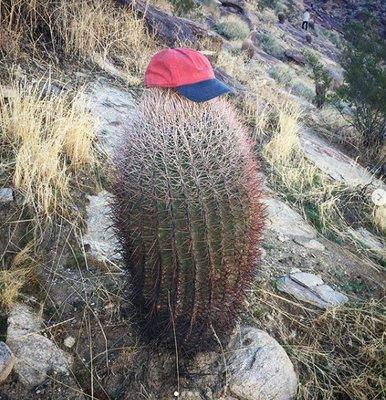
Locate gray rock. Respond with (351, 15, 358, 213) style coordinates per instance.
(6, 304, 72, 387)
(284, 49, 307, 65)
(0, 188, 13, 203)
(291, 272, 324, 287)
(178, 390, 205, 400)
(263, 197, 317, 239)
(277, 272, 348, 309)
(299, 129, 386, 190)
(347, 227, 385, 258)
(83, 191, 121, 265)
(226, 327, 298, 400)
(0, 341, 15, 384)
(294, 237, 325, 251)
(87, 80, 136, 156)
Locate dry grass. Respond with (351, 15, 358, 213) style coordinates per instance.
(0, 241, 37, 309)
(57, 0, 158, 85)
(0, 0, 159, 85)
(0, 79, 98, 218)
(249, 286, 386, 400)
(240, 84, 381, 238)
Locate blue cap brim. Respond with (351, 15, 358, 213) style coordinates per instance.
(177, 78, 231, 103)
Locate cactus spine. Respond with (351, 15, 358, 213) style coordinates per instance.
(112, 89, 264, 350)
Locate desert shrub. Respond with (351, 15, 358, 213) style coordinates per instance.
(171, 0, 197, 15)
(112, 89, 264, 350)
(335, 15, 386, 156)
(215, 15, 250, 40)
(291, 80, 315, 102)
(302, 49, 332, 108)
(318, 26, 342, 48)
(259, 32, 283, 57)
(216, 50, 249, 82)
(268, 64, 295, 87)
(0, 81, 98, 218)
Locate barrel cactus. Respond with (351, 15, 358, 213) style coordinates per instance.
(112, 89, 265, 351)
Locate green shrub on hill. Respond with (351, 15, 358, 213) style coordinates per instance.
(258, 32, 284, 58)
(215, 15, 250, 40)
(302, 49, 332, 108)
(336, 15, 386, 152)
(268, 64, 295, 87)
(171, 0, 197, 15)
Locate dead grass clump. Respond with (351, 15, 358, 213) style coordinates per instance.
(0, 0, 159, 85)
(250, 287, 385, 400)
(0, 241, 37, 309)
(0, 80, 98, 218)
(56, 0, 158, 85)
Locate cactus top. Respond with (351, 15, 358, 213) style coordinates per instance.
(145, 48, 230, 103)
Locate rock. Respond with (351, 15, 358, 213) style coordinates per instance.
(0, 188, 13, 203)
(284, 49, 307, 65)
(347, 227, 385, 258)
(218, 0, 246, 14)
(63, 336, 76, 349)
(118, 0, 222, 45)
(83, 191, 121, 266)
(0, 342, 15, 384)
(278, 12, 285, 23)
(277, 272, 349, 309)
(6, 304, 72, 387)
(305, 33, 313, 43)
(227, 327, 298, 400)
(263, 197, 317, 239)
(178, 390, 205, 400)
(291, 272, 324, 287)
(241, 38, 255, 58)
(294, 237, 325, 251)
(87, 80, 136, 156)
(299, 129, 386, 190)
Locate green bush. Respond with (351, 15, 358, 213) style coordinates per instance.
(336, 15, 386, 149)
(302, 49, 332, 108)
(171, 0, 197, 15)
(215, 15, 250, 40)
(291, 80, 315, 102)
(258, 32, 283, 58)
(268, 64, 295, 87)
(318, 27, 342, 48)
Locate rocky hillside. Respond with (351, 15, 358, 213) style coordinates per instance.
(0, 0, 385, 399)
(305, 0, 386, 36)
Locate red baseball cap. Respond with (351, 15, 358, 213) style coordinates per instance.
(145, 48, 231, 102)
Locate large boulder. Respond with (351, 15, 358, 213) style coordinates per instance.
(6, 304, 72, 387)
(284, 49, 307, 66)
(226, 327, 298, 400)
